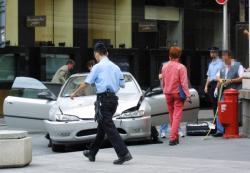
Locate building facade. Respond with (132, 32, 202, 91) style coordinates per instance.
(0, 0, 249, 113)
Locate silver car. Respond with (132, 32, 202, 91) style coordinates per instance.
(4, 73, 199, 151)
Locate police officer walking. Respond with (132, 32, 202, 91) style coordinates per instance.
(70, 42, 132, 165)
(204, 47, 224, 116)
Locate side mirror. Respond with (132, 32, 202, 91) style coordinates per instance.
(38, 91, 56, 101)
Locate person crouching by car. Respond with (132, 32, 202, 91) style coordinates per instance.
(161, 46, 191, 146)
(51, 59, 75, 84)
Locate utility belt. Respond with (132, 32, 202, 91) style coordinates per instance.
(97, 92, 116, 98)
(95, 91, 116, 123)
(209, 80, 217, 86)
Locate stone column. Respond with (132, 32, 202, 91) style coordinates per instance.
(0, 0, 6, 47)
(239, 72, 250, 137)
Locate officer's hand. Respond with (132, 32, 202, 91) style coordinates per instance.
(186, 97, 192, 103)
(70, 93, 75, 100)
(204, 86, 208, 94)
(214, 88, 218, 98)
(159, 74, 162, 80)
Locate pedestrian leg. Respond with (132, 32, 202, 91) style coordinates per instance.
(90, 123, 105, 155)
(170, 94, 184, 141)
(100, 97, 129, 158)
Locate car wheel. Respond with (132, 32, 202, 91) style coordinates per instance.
(52, 144, 65, 152)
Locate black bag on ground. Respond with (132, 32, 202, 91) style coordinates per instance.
(186, 122, 210, 136)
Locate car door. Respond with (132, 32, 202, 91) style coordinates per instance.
(145, 88, 199, 126)
(3, 77, 57, 132)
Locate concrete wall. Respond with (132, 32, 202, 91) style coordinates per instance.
(167, 10, 183, 48)
(88, 0, 132, 48)
(35, 0, 73, 47)
(88, 0, 115, 47)
(145, 6, 180, 21)
(5, 0, 18, 46)
(115, 0, 132, 48)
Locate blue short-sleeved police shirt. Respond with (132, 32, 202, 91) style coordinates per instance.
(85, 57, 124, 94)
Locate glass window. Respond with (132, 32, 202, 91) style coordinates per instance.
(10, 77, 55, 99)
(61, 74, 140, 97)
(10, 88, 50, 99)
(42, 54, 69, 81)
(0, 54, 15, 81)
(118, 75, 140, 94)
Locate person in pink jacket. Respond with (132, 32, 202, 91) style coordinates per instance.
(161, 46, 191, 146)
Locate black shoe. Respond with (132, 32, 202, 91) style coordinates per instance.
(169, 140, 179, 146)
(83, 150, 95, 162)
(212, 133, 223, 137)
(113, 152, 133, 165)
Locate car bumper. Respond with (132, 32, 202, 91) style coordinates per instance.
(44, 116, 151, 145)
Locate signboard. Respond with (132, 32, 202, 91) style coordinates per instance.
(138, 20, 158, 32)
(215, 0, 228, 5)
(27, 16, 46, 27)
(0, 0, 6, 47)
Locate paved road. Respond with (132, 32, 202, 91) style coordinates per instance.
(2, 110, 250, 172)
(1, 134, 250, 173)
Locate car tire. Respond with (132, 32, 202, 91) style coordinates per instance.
(52, 144, 65, 152)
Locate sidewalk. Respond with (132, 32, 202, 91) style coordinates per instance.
(2, 137, 250, 173)
(2, 110, 250, 172)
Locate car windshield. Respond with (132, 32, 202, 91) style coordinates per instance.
(61, 74, 140, 97)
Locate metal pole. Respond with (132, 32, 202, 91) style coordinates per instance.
(0, 0, 6, 48)
(223, 3, 228, 50)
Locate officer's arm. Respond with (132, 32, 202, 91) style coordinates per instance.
(215, 72, 221, 90)
(71, 66, 98, 99)
(204, 77, 210, 92)
(204, 67, 210, 93)
(70, 83, 89, 99)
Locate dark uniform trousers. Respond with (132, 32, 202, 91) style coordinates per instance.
(208, 81, 218, 116)
(90, 94, 129, 158)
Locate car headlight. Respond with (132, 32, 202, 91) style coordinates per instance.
(117, 110, 145, 119)
(56, 114, 80, 122)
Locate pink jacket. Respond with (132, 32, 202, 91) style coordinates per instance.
(162, 60, 190, 97)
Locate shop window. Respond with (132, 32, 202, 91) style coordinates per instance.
(42, 54, 69, 81)
(0, 54, 15, 81)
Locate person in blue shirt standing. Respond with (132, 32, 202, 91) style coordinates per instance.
(70, 42, 132, 165)
(204, 47, 224, 133)
(204, 47, 224, 114)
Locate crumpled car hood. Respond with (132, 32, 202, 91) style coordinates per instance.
(56, 93, 142, 119)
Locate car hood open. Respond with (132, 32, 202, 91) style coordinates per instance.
(57, 93, 142, 119)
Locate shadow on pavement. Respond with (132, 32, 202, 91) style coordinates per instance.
(55, 139, 163, 153)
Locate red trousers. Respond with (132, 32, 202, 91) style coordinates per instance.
(165, 93, 184, 141)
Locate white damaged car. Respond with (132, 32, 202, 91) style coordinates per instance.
(4, 73, 199, 151)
